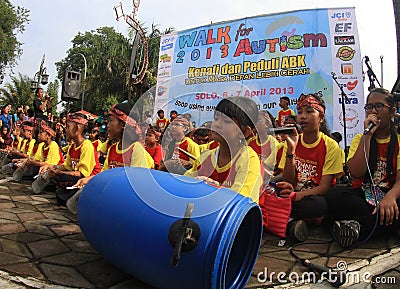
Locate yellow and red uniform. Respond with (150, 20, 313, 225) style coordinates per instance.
(34, 141, 64, 165)
(12, 138, 22, 150)
(292, 132, 343, 191)
(145, 143, 163, 169)
(349, 134, 400, 190)
(276, 108, 295, 127)
(170, 136, 200, 165)
(22, 138, 36, 157)
(155, 118, 170, 131)
(63, 139, 101, 177)
(98, 140, 113, 155)
(198, 140, 219, 153)
(185, 145, 262, 203)
(247, 134, 280, 171)
(103, 141, 154, 171)
(91, 139, 102, 152)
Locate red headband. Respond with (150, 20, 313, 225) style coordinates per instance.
(22, 124, 34, 131)
(296, 94, 325, 114)
(109, 105, 141, 135)
(40, 121, 56, 137)
(173, 115, 190, 127)
(68, 114, 88, 126)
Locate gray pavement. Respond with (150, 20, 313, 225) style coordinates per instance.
(0, 173, 399, 288)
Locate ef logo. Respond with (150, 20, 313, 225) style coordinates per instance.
(335, 23, 352, 33)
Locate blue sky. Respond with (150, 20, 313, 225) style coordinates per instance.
(5, 0, 397, 93)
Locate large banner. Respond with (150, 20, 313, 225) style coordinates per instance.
(155, 8, 364, 147)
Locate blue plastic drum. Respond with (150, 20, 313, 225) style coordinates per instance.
(78, 167, 262, 289)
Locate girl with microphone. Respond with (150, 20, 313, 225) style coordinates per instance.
(326, 88, 400, 248)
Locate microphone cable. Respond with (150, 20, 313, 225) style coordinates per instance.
(355, 134, 379, 245)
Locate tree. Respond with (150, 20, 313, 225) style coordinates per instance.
(46, 80, 60, 115)
(0, 73, 33, 108)
(0, 0, 30, 72)
(56, 27, 132, 114)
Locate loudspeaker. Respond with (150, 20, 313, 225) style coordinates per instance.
(62, 70, 81, 101)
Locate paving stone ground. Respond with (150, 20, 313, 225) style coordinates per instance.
(0, 173, 399, 289)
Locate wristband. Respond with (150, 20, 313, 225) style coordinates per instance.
(286, 153, 294, 159)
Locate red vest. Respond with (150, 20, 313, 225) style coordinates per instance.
(196, 153, 239, 188)
(107, 143, 135, 169)
(248, 137, 272, 160)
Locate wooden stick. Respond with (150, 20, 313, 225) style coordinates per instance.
(177, 147, 196, 160)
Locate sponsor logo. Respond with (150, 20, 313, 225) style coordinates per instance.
(339, 97, 358, 104)
(341, 63, 353, 75)
(159, 54, 172, 63)
(348, 91, 357, 97)
(347, 80, 358, 90)
(161, 43, 173, 51)
(331, 12, 352, 20)
(161, 36, 176, 45)
(159, 64, 172, 70)
(339, 108, 359, 129)
(335, 23, 352, 33)
(334, 36, 355, 45)
(336, 46, 355, 61)
(158, 71, 170, 78)
(157, 86, 167, 96)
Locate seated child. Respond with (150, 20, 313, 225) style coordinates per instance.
(184, 97, 262, 203)
(35, 113, 101, 204)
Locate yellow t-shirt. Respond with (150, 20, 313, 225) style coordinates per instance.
(63, 139, 97, 177)
(292, 132, 343, 191)
(170, 137, 200, 165)
(247, 134, 279, 171)
(22, 139, 36, 157)
(33, 143, 45, 161)
(35, 141, 62, 165)
(102, 141, 154, 171)
(348, 133, 400, 187)
(185, 145, 262, 203)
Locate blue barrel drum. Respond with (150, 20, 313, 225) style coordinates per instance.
(78, 167, 262, 289)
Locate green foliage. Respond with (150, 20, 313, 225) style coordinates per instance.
(0, 73, 34, 108)
(46, 80, 60, 115)
(0, 0, 30, 70)
(56, 24, 175, 116)
(56, 27, 131, 115)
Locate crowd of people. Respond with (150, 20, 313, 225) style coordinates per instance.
(0, 87, 399, 249)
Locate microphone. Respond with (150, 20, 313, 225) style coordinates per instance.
(268, 124, 301, 135)
(363, 122, 375, 135)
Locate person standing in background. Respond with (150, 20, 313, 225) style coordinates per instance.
(276, 96, 296, 127)
(33, 88, 49, 120)
(0, 104, 13, 130)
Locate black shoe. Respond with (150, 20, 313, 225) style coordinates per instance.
(287, 220, 309, 242)
(332, 220, 360, 248)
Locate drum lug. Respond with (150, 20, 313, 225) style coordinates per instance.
(168, 202, 201, 266)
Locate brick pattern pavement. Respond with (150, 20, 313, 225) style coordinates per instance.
(0, 174, 398, 288)
(0, 176, 134, 288)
